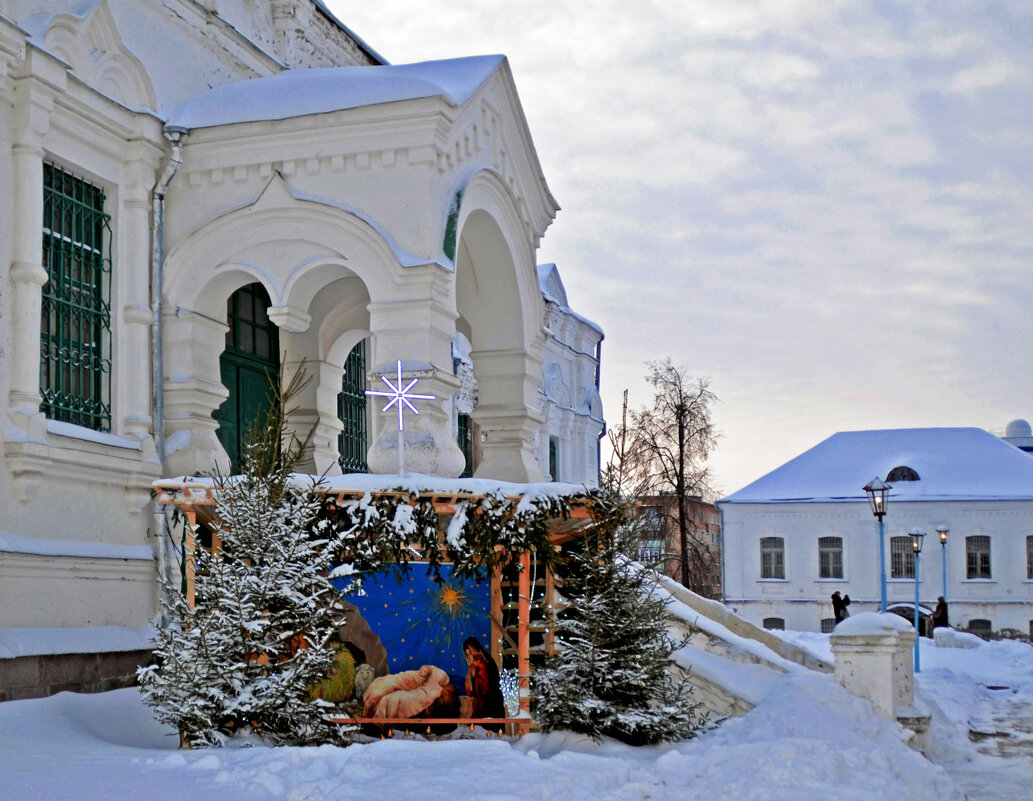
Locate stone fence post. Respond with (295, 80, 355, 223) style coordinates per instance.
(829, 612, 918, 719)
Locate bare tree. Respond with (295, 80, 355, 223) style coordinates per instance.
(626, 359, 718, 592)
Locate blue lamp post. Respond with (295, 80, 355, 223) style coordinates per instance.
(936, 524, 949, 601)
(864, 478, 892, 613)
(910, 527, 926, 672)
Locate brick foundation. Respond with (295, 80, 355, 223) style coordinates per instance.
(0, 650, 153, 702)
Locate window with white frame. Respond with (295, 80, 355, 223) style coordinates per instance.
(818, 536, 843, 579)
(966, 535, 991, 579)
(820, 618, 836, 634)
(890, 536, 915, 579)
(760, 537, 785, 579)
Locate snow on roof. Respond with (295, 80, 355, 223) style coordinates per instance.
(167, 55, 505, 131)
(536, 263, 604, 336)
(719, 427, 1033, 504)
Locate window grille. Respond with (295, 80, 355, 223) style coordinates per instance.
(967, 618, 992, 638)
(1027, 536, 1033, 581)
(889, 536, 915, 578)
(762, 617, 785, 630)
(338, 340, 368, 473)
(818, 536, 843, 579)
(820, 618, 837, 634)
(549, 436, 559, 481)
(760, 537, 785, 579)
(966, 535, 991, 579)
(40, 163, 111, 431)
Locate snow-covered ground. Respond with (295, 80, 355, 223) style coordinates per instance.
(2, 635, 1031, 801)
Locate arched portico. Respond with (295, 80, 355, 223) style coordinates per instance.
(161, 197, 405, 477)
(454, 170, 547, 482)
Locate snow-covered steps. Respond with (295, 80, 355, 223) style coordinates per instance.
(650, 573, 832, 721)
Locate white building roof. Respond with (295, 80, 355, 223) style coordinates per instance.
(167, 55, 505, 130)
(720, 427, 1033, 504)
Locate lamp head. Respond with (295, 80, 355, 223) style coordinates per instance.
(910, 527, 926, 555)
(936, 524, 949, 546)
(863, 477, 892, 519)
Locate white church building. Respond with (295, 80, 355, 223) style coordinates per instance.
(719, 428, 1033, 638)
(0, 0, 604, 699)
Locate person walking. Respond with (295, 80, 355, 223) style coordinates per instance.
(832, 591, 851, 623)
(931, 596, 950, 630)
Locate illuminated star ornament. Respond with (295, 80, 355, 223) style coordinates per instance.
(366, 360, 435, 474)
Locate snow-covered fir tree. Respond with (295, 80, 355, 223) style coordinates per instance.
(532, 526, 706, 745)
(138, 368, 351, 747)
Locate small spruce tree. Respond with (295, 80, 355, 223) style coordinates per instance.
(532, 523, 705, 745)
(138, 365, 349, 746)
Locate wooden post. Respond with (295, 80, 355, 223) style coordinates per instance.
(518, 551, 531, 719)
(184, 507, 197, 609)
(491, 568, 503, 666)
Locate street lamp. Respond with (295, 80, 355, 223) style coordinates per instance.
(863, 477, 892, 613)
(910, 527, 926, 672)
(936, 524, 949, 601)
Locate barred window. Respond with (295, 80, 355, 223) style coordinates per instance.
(337, 340, 368, 474)
(818, 536, 843, 579)
(457, 412, 473, 478)
(966, 536, 991, 579)
(821, 618, 837, 634)
(1027, 536, 1033, 581)
(890, 536, 914, 579)
(40, 163, 111, 431)
(760, 537, 785, 579)
(763, 617, 785, 630)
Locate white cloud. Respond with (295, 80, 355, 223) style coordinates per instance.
(328, 0, 1033, 493)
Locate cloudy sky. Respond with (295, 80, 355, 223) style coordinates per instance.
(328, 1, 1033, 496)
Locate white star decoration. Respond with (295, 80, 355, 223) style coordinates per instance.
(366, 360, 435, 432)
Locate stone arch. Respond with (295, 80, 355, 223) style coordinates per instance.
(452, 169, 546, 481)
(161, 194, 403, 476)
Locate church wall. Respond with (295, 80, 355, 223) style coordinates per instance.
(0, 0, 604, 699)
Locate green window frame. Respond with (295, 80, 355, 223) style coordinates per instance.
(338, 340, 368, 474)
(214, 283, 279, 470)
(457, 413, 473, 478)
(40, 163, 112, 431)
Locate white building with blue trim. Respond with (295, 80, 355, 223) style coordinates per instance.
(718, 428, 1033, 637)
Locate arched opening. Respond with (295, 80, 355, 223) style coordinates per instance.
(213, 282, 279, 470)
(454, 202, 544, 481)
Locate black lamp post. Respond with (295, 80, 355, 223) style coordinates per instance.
(863, 478, 892, 612)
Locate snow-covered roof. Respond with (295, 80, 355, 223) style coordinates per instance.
(719, 427, 1033, 504)
(167, 55, 505, 131)
(536, 263, 604, 336)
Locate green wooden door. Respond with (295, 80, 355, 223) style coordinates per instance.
(214, 283, 279, 471)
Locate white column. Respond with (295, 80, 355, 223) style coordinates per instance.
(366, 295, 465, 477)
(7, 76, 53, 414)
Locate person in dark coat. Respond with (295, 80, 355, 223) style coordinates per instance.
(931, 596, 949, 630)
(831, 591, 851, 623)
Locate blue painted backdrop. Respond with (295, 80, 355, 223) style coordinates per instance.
(333, 565, 492, 686)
